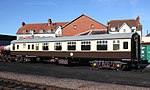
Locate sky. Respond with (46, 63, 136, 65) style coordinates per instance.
(0, 0, 150, 36)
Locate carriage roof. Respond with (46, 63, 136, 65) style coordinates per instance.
(11, 33, 137, 43)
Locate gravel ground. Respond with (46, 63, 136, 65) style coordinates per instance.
(0, 62, 150, 87)
(0, 71, 149, 90)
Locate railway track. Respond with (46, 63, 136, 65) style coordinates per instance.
(0, 62, 150, 89)
(0, 77, 70, 90)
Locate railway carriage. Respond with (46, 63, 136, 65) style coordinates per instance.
(10, 32, 148, 70)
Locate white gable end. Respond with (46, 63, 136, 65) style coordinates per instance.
(119, 23, 132, 33)
(55, 26, 62, 36)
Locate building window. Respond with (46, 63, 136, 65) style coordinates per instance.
(23, 44, 26, 49)
(47, 29, 52, 33)
(13, 44, 15, 50)
(28, 45, 30, 50)
(73, 25, 77, 29)
(123, 42, 128, 49)
(54, 42, 62, 50)
(30, 30, 35, 35)
(81, 41, 91, 50)
(22, 30, 27, 34)
(32, 44, 34, 50)
(97, 41, 107, 50)
(91, 24, 94, 28)
(111, 27, 116, 31)
(39, 30, 45, 34)
(17, 45, 19, 49)
(131, 27, 136, 32)
(68, 42, 76, 50)
(113, 40, 120, 50)
(123, 29, 126, 32)
(36, 43, 39, 50)
(42, 43, 48, 50)
(131, 29, 134, 32)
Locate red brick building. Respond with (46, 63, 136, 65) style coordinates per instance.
(62, 14, 107, 36)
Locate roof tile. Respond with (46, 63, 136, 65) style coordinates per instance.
(108, 19, 142, 31)
(17, 22, 68, 34)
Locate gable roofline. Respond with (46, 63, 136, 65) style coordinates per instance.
(109, 19, 135, 22)
(53, 25, 61, 33)
(62, 14, 106, 29)
(118, 22, 130, 31)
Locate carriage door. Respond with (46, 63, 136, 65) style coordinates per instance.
(132, 34, 140, 62)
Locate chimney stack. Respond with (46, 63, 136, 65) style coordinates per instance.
(48, 19, 52, 26)
(22, 22, 25, 26)
(136, 16, 140, 25)
(106, 21, 110, 26)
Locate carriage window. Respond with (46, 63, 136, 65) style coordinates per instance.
(23, 44, 26, 49)
(54, 42, 62, 50)
(32, 44, 34, 50)
(113, 40, 120, 50)
(123, 42, 128, 49)
(81, 41, 91, 50)
(42, 43, 49, 50)
(17, 45, 19, 49)
(28, 45, 30, 50)
(97, 41, 107, 50)
(36, 43, 39, 50)
(68, 42, 76, 50)
(13, 44, 15, 50)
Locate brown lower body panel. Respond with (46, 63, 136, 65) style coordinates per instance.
(11, 51, 131, 60)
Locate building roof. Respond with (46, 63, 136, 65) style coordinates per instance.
(145, 33, 150, 37)
(77, 30, 108, 36)
(17, 22, 68, 34)
(0, 34, 16, 41)
(11, 32, 136, 44)
(62, 14, 106, 29)
(107, 16, 142, 31)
